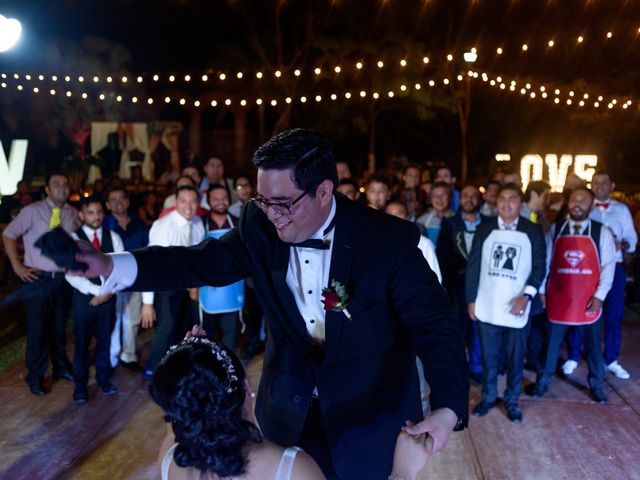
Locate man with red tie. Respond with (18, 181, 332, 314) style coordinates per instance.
(65, 197, 124, 404)
(532, 187, 615, 403)
(564, 171, 637, 380)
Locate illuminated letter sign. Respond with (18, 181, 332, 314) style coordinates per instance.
(573, 155, 598, 183)
(520, 154, 543, 189)
(544, 154, 572, 192)
(0, 140, 28, 196)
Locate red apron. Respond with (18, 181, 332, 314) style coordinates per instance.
(547, 233, 601, 325)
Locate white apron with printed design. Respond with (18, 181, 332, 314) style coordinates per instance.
(474, 229, 532, 329)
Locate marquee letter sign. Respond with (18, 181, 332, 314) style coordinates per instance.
(498, 153, 598, 191)
(0, 140, 28, 196)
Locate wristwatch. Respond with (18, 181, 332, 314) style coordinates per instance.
(453, 412, 468, 431)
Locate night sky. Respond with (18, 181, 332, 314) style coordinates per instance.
(1, 1, 640, 185)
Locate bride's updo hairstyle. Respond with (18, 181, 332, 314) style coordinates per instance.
(149, 337, 262, 477)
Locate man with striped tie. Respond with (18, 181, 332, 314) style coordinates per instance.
(3, 173, 80, 395)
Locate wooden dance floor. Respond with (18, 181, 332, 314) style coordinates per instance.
(1, 323, 640, 479)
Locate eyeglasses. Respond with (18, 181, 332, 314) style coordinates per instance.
(252, 191, 308, 215)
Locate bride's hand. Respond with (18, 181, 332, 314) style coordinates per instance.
(390, 429, 433, 480)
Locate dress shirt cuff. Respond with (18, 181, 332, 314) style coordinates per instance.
(142, 292, 155, 305)
(99, 252, 138, 295)
(594, 287, 610, 303)
(523, 285, 537, 297)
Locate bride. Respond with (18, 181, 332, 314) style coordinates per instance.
(150, 329, 432, 480)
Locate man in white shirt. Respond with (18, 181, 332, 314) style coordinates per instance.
(65, 197, 124, 404)
(564, 170, 637, 379)
(140, 185, 205, 380)
(532, 187, 615, 403)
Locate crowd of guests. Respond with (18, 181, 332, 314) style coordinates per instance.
(345, 163, 637, 424)
(0, 156, 637, 423)
(0, 155, 264, 404)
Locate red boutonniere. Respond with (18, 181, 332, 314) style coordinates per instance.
(322, 279, 351, 319)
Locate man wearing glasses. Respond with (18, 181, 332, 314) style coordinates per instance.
(73, 129, 468, 480)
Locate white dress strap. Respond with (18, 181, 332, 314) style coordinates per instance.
(274, 446, 302, 480)
(161, 443, 178, 480)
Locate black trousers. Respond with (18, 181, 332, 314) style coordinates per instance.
(536, 319, 604, 391)
(478, 321, 527, 405)
(145, 290, 197, 372)
(72, 294, 115, 388)
(24, 275, 72, 384)
(299, 398, 339, 479)
(202, 311, 240, 351)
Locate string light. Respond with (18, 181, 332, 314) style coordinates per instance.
(577, 36, 584, 43)
(219, 73, 226, 80)
(294, 69, 301, 76)
(256, 72, 263, 79)
(400, 59, 407, 67)
(422, 57, 429, 64)
(496, 47, 503, 55)
(275, 70, 282, 78)
(548, 40, 555, 47)
(184, 75, 191, 82)
(522, 44, 528, 51)
(236, 72, 243, 79)
(377, 61, 384, 68)
(169, 75, 175, 82)
(356, 62, 363, 69)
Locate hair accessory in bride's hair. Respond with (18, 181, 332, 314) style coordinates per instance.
(170, 336, 239, 393)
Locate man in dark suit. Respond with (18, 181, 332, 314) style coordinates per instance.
(74, 129, 469, 479)
(437, 185, 489, 382)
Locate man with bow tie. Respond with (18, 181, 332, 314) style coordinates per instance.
(73, 129, 468, 479)
(563, 170, 637, 380)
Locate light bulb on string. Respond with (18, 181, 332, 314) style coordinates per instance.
(345, 92, 352, 99)
(330, 94, 337, 100)
(334, 66, 341, 74)
(131, 96, 137, 103)
(137, 76, 143, 83)
(314, 67, 321, 75)
(522, 44, 528, 51)
(300, 97, 306, 103)
(294, 69, 301, 76)
(236, 72, 243, 79)
(377, 61, 384, 68)
(429, 80, 435, 87)
(496, 47, 503, 55)
(153, 75, 159, 81)
(400, 59, 407, 67)
(360, 90, 367, 97)
(240, 99, 247, 106)
(202, 74, 208, 81)
(148, 98, 154, 104)
(33, 87, 39, 93)
(194, 100, 200, 107)
(169, 75, 175, 82)
(315, 95, 321, 102)
(225, 98, 231, 105)
(577, 36, 584, 43)
(275, 70, 282, 78)
(179, 98, 186, 105)
(607, 32, 613, 39)
(165, 96, 170, 103)
(256, 72, 263, 79)
(184, 75, 191, 82)
(548, 40, 555, 47)
(373, 92, 380, 99)
(219, 73, 226, 80)
(356, 62, 363, 69)
(388, 91, 394, 98)
(271, 99, 277, 106)
(446, 54, 453, 61)
(422, 57, 429, 64)
(122, 76, 128, 83)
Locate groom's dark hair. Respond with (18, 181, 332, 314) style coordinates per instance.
(252, 128, 338, 197)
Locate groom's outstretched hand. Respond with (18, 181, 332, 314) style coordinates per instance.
(404, 407, 457, 454)
(69, 240, 114, 278)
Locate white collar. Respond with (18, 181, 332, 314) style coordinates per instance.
(498, 216, 519, 229)
(309, 196, 337, 240)
(82, 225, 102, 236)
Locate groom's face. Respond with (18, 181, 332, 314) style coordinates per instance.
(257, 168, 332, 244)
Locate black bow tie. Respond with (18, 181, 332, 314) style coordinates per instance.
(291, 238, 331, 250)
(289, 214, 336, 250)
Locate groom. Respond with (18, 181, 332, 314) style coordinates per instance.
(75, 129, 469, 479)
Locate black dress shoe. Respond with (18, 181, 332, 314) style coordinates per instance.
(28, 381, 47, 396)
(530, 383, 548, 398)
(591, 388, 608, 404)
(120, 361, 143, 372)
(54, 370, 75, 382)
(73, 388, 88, 405)
(99, 382, 118, 396)
(506, 403, 523, 423)
(472, 401, 496, 417)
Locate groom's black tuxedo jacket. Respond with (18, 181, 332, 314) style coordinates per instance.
(129, 194, 468, 479)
